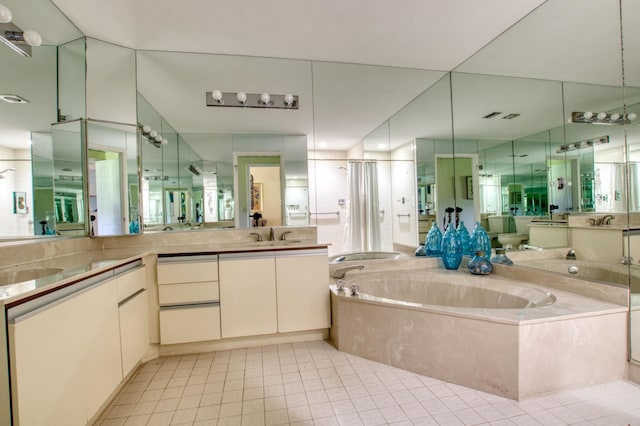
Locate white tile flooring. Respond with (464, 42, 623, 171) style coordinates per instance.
(95, 340, 640, 426)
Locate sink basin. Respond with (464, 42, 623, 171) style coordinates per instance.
(254, 240, 303, 246)
(0, 267, 64, 286)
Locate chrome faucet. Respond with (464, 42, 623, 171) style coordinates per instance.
(565, 249, 576, 260)
(332, 265, 364, 279)
(250, 232, 263, 242)
(519, 244, 542, 251)
(269, 227, 275, 241)
(621, 256, 634, 265)
(601, 215, 615, 226)
(280, 231, 292, 240)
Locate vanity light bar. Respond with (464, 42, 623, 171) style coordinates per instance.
(206, 91, 298, 109)
(571, 111, 637, 125)
(556, 135, 609, 153)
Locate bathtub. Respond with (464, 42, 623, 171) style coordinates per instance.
(329, 251, 403, 263)
(330, 267, 627, 400)
(519, 258, 631, 286)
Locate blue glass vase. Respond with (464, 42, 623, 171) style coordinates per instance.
(456, 221, 472, 256)
(441, 223, 462, 269)
(468, 250, 493, 275)
(425, 223, 442, 257)
(471, 221, 492, 260)
(491, 248, 513, 265)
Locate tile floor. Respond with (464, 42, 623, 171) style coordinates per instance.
(95, 340, 640, 426)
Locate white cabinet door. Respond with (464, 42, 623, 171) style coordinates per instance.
(275, 249, 330, 332)
(9, 278, 121, 426)
(219, 252, 277, 338)
(119, 289, 150, 377)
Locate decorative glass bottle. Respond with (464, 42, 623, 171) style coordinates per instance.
(471, 221, 492, 260)
(441, 223, 462, 269)
(414, 245, 426, 256)
(491, 248, 513, 265)
(424, 223, 443, 257)
(456, 221, 472, 256)
(468, 250, 493, 275)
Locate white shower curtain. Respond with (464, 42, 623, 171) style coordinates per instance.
(345, 161, 382, 252)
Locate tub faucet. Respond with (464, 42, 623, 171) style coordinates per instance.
(519, 244, 542, 251)
(269, 227, 275, 241)
(565, 249, 576, 260)
(332, 265, 364, 279)
(621, 256, 634, 265)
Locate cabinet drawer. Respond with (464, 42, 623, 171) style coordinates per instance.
(116, 266, 147, 302)
(158, 281, 219, 305)
(159, 304, 220, 344)
(157, 261, 218, 284)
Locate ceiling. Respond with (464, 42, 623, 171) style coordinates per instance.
(2, 0, 638, 153)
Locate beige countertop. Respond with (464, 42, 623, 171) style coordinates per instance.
(0, 240, 328, 305)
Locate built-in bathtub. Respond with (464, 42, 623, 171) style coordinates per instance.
(519, 258, 632, 286)
(329, 251, 403, 263)
(330, 268, 627, 400)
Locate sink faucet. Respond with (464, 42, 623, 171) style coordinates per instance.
(565, 249, 576, 260)
(269, 227, 275, 241)
(280, 231, 292, 241)
(601, 215, 615, 226)
(332, 265, 365, 279)
(250, 232, 263, 242)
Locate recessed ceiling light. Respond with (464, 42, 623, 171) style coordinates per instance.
(502, 113, 521, 120)
(0, 94, 29, 103)
(482, 112, 502, 119)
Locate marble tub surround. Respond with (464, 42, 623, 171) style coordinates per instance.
(330, 263, 627, 400)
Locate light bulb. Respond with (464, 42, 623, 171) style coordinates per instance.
(597, 112, 607, 120)
(22, 30, 42, 46)
(149, 130, 158, 138)
(610, 113, 620, 121)
(142, 124, 151, 134)
(155, 135, 163, 142)
(0, 4, 12, 23)
(212, 89, 223, 103)
(236, 92, 247, 104)
(161, 138, 168, 145)
(284, 94, 294, 106)
(260, 93, 271, 105)
(583, 111, 593, 120)
(628, 112, 637, 121)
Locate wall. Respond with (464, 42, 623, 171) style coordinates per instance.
(391, 142, 418, 248)
(0, 148, 32, 236)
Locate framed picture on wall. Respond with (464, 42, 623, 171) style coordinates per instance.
(251, 183, 263, 212)
(13, 191, 27, 214)
(465, 176, 473, 200)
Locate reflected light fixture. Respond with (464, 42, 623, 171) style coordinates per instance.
(206, 90, 298, 109)
(0, 4, 42, 57)
(556, 135, 610, 153)
(571, 111, 636, 125)
(139, 123, 168, 148)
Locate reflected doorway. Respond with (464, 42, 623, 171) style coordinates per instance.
(236, 155, 282, 228)
(88, 148, 126, 236)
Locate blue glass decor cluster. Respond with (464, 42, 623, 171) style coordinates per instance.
(424, 222, 443, 257)
(470, 221, 492, 260)
(491, 248, 513, 265)
(441, 223, 463, 269)
(456, 221, 472, 256)
(468, 250, 493, 275)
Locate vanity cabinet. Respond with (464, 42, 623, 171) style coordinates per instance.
(7, 260, 147, 426)
(219, 248, 330, 338)
(219, 251, 278, 338)
(275, 249, 330, 332)
(157, 254, 221, 344)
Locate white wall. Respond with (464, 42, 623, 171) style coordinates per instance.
(391, 142, 418, 247)
(0, 148, 33, 236)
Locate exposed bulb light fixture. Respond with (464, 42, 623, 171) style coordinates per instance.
(556, 135, 610, 153)
(206, 90, 299, 109)
(0, 4, 42, 57)
(283, 94, 294, 107)
(139, 123, 168, 148)
(211, 89, 223, 104)
(0, 4, 12, 23)
(571, 111, 636, 125)
(259, 93, 271, 105)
